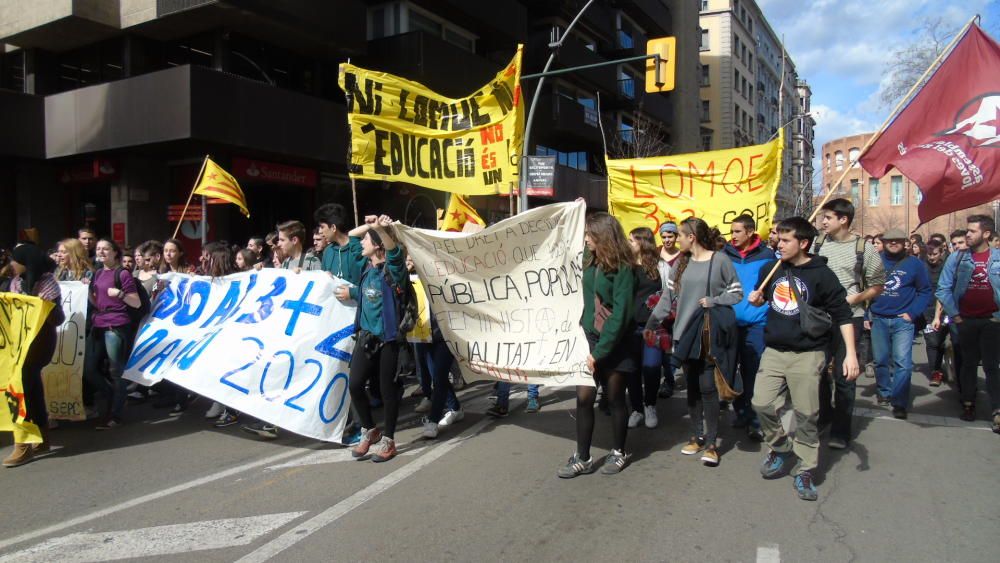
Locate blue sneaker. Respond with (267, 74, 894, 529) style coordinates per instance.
(525, 397, 540, 413)
(794, 471, 818, 501)
(342, 427, 363, 446)
(760, 450, 791, 479)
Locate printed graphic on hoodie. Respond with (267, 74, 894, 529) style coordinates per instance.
(770, 275, 809, 316)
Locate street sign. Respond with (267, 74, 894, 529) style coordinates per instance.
(525, 156, 556, 197)
(167, 204, 203, 222)
(645, 37, 676, 93)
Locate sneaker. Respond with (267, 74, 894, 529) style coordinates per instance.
(760, 450, 791, 479)
(485, 405, 509, 418)
(657, 386, 673, 399)
(864, 363, 875, 378)
(892, 406, 907, 420)
(627, 411, 644, 428)
(732, 411, 750, 429)
(370, 437, 397, 463)
(644, 405, 658, 428)
(421, 418, 439, 439)
(409, 386, 424, 398)
(681, 437, 705, 455)
(204, 402, 224, 419)
(747, 424, 764, 442)
(351, 427, 382, 458)
(992, 411, 1000, 435)
(828, 437, 848, 450)
(794, 471, 819, 501)
(438, 409, 464, 427)
(414, 398, 431, 414)
(95, 417, 122, 431)
(84, 406, 100, 420)
(930, 371, 944, 387)
(557, 453, 596, 478)
(525, 397, 540, 413)
(170, 403, 186, 415)
(342, 426, 363, 446)
(876, 395, 891, 407)
(214, 411, 239, 427)
(451, 373, 466, 390)
(674, 374, 686, 390)
(700, 445, 720, 466)
(127, 391, 146, 401)
(600, 449, 632, 475)
(960, 403, 976, 422)
(241, 422, 278, 439)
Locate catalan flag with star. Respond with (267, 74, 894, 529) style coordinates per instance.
(441, 194, 485, 232)
(193, 158, 250, 218)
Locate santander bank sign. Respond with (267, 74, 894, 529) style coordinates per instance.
(232, 158, 318, 188)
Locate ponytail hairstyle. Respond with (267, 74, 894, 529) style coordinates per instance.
(629, 227, 660, 279)
(673, 217, 721, 296)
(585, 213, 633, 272)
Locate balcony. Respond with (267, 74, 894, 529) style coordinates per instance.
(43, 64, 347, 164)
(365, 31, 502, 97)
(529, 164, 609, 210)
(0, 0, 121, 51)
(533, 94, 602, 146)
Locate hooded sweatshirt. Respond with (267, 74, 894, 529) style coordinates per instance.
(723, 235, 776, 327)
(870, 252, 932, 321)
(757, 255, 852, 352)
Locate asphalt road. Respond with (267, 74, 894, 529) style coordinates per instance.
(2, 338, 998, 562)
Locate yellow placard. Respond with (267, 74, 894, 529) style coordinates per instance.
(1, 293, 54, 444)
(406, 276, 432, 344)
(338, 47, 524, 196)
(608, 131, 783, 238)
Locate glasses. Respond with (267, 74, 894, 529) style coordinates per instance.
(885, 240, 906, 245)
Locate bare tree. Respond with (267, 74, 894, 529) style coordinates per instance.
(878, 18, 958, 108)
(605, 110, 673, 160)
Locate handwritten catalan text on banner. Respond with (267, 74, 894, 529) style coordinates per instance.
(394, 202, 593, 387)
(338, 47, 524, 196)
(0, 293, 54, 444)
(42, 281, 88, 421)
(608, 131, 783, 239)
(123, 271, 356, 443)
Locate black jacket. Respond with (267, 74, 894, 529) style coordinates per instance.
(757, 256, 852, 352)
(673, 304, 741, 393)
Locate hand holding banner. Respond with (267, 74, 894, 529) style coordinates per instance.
(394, 201, 593, 387)
(42, 281, 89, 421)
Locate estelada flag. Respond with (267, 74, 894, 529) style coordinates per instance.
(860, 24, 1000, 225)
(440, 194, 484, 232)
(193, 158, 250, 218)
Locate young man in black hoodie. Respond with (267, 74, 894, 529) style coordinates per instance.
(748, 217, 857, 501)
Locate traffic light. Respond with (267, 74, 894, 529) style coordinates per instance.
(645, 37, 676, 93)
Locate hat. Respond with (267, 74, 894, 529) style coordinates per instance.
(882, 228, 908, 241)
(659, 222, 679, 234)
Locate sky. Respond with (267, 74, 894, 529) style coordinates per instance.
(757, 0, 1000, 189)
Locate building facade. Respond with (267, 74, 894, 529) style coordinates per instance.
(819, 132, 998, 239)
(0, 0, 699, 253)
(698, 0, 812, 220)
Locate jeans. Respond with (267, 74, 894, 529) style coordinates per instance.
(496, 382, 539, 409)
(84, 326, 131, 420)
(956, 318, 1000, 411)
(414, 341, 460, 421)
(348, 332, 401, 438)
(660, 352, 678, 393)
(820, 317, 863, 443)
(733, 324, 765, 426)
(924, 327, 949, 373)
(872, 316, 916, 409)
(627, 326, 662, 410)
(684, 359, 719, 444)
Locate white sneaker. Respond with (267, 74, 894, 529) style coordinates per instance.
(627, 411, 644, 428)
(438, 409, 464, 427)
(421, 418, 439, 439)
(644, 405, 659, 428)
(414, 398, 432, 414)
(204, 401, 224, 419)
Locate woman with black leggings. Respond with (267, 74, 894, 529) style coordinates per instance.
(559, 212, 636, 478)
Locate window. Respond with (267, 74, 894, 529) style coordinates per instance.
(848, 147, 860, 168)
(0, 49, 26, 93)
(701, 100, 710, 122)
(850, 179, 860, 207)
(734, 70, 740, 92)
(868, 178, 880, 206)
(700, 64, 710, 86)
(826, 154, 830, 172)
(619, 115, 635, 144)
(536, 146, 588, 172)
(701, 0, 709, 10)
(618, 69, 636, 99)
(702, 133, 713, 151)
(617, 28, 634, 49)
(890, 175, 903, 205)
(372, 3, 478, 52)
(700, 29, 710, 51)
(914, 188, 922, 204)
(834, 151, 844, 171)
(408, 8, 443, 37)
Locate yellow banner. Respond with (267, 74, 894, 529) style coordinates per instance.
(406, 276, 432, 344)
(608, 131, 783, 238)
(1, 293, 54, 443)
(339, 47, 524, 196)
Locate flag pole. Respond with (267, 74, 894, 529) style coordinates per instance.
(172, 155, 209, 240)
(756, 15, 977, 292)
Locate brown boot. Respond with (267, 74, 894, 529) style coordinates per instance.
(33, 427, 50, 454)
(3, 444, 34, 468)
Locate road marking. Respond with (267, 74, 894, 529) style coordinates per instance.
(0, 512, 306, 563)
(0, 444, 318, 553)
(266, 442, 429, 470)
(236, 405, 515, 563)
(756, 543, 781, 563)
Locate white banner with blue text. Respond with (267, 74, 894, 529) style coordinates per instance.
(124, 270, 356, 442)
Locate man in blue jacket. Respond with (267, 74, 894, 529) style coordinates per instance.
(870, 228, 932, 419)
(723, 214, 776, 440)
(935, 215, 1000, 431)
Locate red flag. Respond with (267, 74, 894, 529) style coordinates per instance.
(859, 24, 1000, 225)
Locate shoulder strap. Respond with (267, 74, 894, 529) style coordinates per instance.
(813, 233, 827, 254)
(114, 267, 124, 290)
(704, 252, 715, 295)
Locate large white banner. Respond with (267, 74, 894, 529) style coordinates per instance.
(42, 281, 88, 421)
(124, 270, 356, 442)
(394, 201, 593, 387)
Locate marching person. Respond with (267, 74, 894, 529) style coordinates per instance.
(625, 227, 668, 429)
(749, 217, 857, 501)
(54, 238, 94, 282)
(657, 221, 682, 397)
(558, 212, 635, 478)
(924, 241, 951, 387)
(870, 229, 932, 419)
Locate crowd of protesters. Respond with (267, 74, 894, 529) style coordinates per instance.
(2, 199, 998, 502)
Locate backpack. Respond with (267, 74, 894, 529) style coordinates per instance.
(813, 234, 868, 292)
(383, 269, 418, 334)
(114, 267, 151, 328)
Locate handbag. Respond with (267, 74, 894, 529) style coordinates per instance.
(699, 254, 741, 401)
(784, 265, 833, 338)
